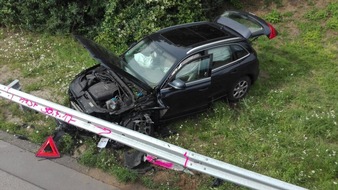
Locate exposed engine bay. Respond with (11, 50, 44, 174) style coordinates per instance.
(68, 65, 152, 122)
(65, 35, 171, 139)
(84, 67, 133, 111)
(66, 64, 159, 141)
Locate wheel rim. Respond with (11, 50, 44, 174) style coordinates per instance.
(125, 115, 153, 136)
(233, 80, 249, 99)
(133, 119, 152, 135)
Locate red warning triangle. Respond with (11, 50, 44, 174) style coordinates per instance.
(35, 136, 60, 158)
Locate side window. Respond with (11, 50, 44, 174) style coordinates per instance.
(208, 44, 249, 69)
(208, 46, 232, 69)
(174, 56, 211, 83)
(232, 44, 249, 59)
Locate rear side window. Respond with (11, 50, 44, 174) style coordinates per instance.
(208, 44, 249, 69)
(232, 44, 248, 59)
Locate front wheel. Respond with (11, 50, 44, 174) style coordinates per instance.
(110, 113, 154, 149)
(227, 76, 251, 102)
(122, 113, 154, 136)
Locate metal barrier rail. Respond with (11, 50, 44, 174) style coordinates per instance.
(0, 81, 307, 190)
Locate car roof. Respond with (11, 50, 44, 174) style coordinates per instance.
(161, 22, 233, 46)
(148, 21, 243, 60)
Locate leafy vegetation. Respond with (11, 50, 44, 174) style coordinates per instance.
(0, 0, 233, 38)
(1, 0, 338, 190)
(264, 10, 283, 23)
(0, 0, 106, 36)
(96, 0, 206, 52)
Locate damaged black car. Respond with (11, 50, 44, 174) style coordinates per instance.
(67, 11, 277, 136)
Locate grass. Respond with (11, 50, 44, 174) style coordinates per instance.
(1, 1, 338, 189)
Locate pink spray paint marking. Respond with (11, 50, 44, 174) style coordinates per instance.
(6, 87, 14, 100)
(146, 155, 174, 169)
(19, 97, 38, 107)
(62, 113, 76, 123)
(184, 152, 189, 167)
(96, 125, 112, 135)
(42, 107, 54, 115)
(54, 110, 62, 118)
(41, 107, 76, 124)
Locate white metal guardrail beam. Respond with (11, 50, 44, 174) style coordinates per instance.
(0, 81, 307, 190)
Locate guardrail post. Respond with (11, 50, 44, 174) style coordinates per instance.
(7, 79, 28, 112)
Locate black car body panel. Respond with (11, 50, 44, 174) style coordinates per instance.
(67, 11, 277, 134)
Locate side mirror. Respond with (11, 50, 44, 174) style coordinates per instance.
(168, 79, 186, 90)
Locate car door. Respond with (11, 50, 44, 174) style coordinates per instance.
(159, 55, 212, 119)
(214, 10, 278, 39)
(208, 44, 253, 100)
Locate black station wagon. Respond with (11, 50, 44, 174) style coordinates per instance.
(67, 11, 277, 135)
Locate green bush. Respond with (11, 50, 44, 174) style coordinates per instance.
(0, 0, 106, 36)
(327, 2, 338, 17)
(327, 17, 338, 29)
(327, 2, 338, 29)
(305, 9, 329, 21)
(96, 0, 235, 53)
(1, 0, 236, 50)
(96, 0, 207, 53)
(264, 10, 283, 23)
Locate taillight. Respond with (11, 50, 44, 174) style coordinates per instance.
(267, 23, 278, 39)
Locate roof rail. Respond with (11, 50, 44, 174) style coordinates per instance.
(186, 37, 241, 54)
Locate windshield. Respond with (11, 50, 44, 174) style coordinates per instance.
(123, 38, 176, 88)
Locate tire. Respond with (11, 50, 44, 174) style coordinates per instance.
(111, 113, 154, 149)
(122, 113, 154, 136)
(227, 76, 251, 102)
